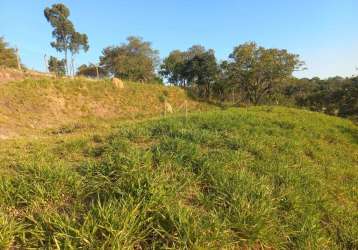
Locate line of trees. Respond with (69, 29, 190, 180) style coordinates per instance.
(282, 76, 358, 120)
(1, 3, 353, 119)
(160, 42, 303, 104)
(75, 36, 357, 120)
(78, 38, 304, 105)
(41, 3, 303, 102)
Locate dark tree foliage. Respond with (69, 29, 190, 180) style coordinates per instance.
(48, 56, 66, 76)
(0, 37, 18, 68)
(184, 48, 218, 98)
(160, 45, 218, 98)
(160, 50, 187, 86)
(161, 43, 303, 102)
(100, 37, 159, 82)
(211, 61, 238, 102)
(77, 64, 107, 78)
(283, 76, 358, 119)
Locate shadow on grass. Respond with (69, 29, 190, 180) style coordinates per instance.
(337, 125, 358, 144)
(184, 87, 238, 110)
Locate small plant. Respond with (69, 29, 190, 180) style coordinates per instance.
(159, 90, 169, 103)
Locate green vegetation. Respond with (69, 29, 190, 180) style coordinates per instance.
(77, 63, 106, 78)
(283, 76, 358, 121)
(160, 42, 303, 104)
(44, 3, 89, 75)
(0, 37, 18, 69)
(100, 36, 160, 82)
(47, 56, 66, 76)
(0, 106, 357, 249)
(1, 2, 354, 120)
(1, 3, 357, 247)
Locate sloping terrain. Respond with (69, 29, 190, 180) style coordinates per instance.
(0, 106, 357, 249)
(0, 78, 212, 138)
(0, 68, 53, 85)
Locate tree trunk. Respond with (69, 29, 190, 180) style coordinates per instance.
(207, 83, 211, 100)
(64, 48, 68, 76)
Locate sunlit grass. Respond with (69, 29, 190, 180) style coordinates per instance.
(0, 106, 357, 248)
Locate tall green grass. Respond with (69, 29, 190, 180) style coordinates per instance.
(0, 106, 357, 249)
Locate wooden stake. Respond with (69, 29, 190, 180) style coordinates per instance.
(232, 88, 235, 104)
(15, 48, 22, 71)
(71, 57, 75, 77)
(44, 54, 48, 72)
(96, 64, 99, 79)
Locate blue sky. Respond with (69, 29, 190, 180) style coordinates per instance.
(0, 0, 357, 78)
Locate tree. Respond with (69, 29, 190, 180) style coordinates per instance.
(48, 56, 66, 76)
(184, 48, 218, 98)
(100, 36, 159, 82)
(160, 45, 218, 98)
(160, 50, 187, 86)
(289, 76, 358, 119)
(69, 32, 89, 75)
(44, 4, 74, 74)
(0, 37, 18, 68)
(228, 42, 303, 104)
(77, 63, 107, 78)
(212, 61, 238, 102)
(44, 3, 89, 75)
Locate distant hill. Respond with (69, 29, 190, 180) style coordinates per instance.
(0, 106, 356, 248)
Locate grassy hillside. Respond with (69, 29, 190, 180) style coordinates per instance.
(0, 106, 357, 249)
(0, 78, 212, 138)
(0, 67, 54, 84)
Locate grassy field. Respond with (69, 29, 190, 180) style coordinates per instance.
(0, 106, 357, 249)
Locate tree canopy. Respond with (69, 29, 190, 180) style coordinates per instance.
(227, 42, 303, 104)
(100, 36, 159, 82)
(44, 3, 89, 75)
(160, 50, 187, 86)
(184, 47, 218, 98)
(160, 45, 218, 97)
(48, 56, 66, 76)
(77, 64, 107, 78)
(0, 37, 18, 68)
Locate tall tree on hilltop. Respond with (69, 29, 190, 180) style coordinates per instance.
(100, 36, 159, 82)
(44, 4, 74, 74)
(44, 3, 89, 75)
(228, 42, 303, 104)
